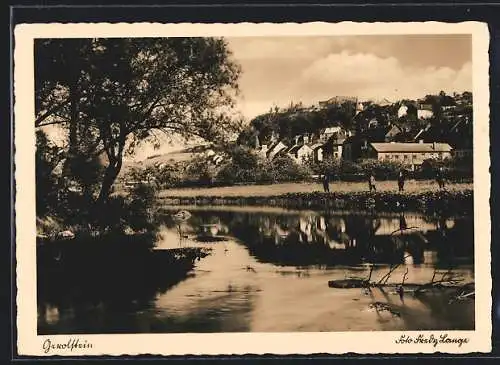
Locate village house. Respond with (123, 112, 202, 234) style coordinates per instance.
(292, 134, 312, 145)
(417, 103, 434, 119)
(287, 143, 314, 165)
(342, 124, 404, 161)
(266, 140, 288, 160)
(252, 127, 352, 164)
(255, 144, 269, 158)
(367, 142, 453, 170)
(448, 118, 473, 159)
(309, 143, 324, 163)
(397, 104, 409, 118)
(318, 126, 342, 142)
(323, 137, 343, 160)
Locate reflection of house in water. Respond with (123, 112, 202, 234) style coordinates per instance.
(423, 249, 438, 264)
(298, 216, 313, 243)
(365, 214, 433, 264)
(220, 210, 470, 267)
(317, 216, 327, 231)
(374, 214, 435, 235)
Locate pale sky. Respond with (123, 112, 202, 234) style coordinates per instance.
(228, 34, 472, 120)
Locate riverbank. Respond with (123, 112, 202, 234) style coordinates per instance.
(157, 181, 473, 214)
(157, 180, 472, 198)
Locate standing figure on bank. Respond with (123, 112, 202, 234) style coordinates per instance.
(322, 173, 330, 193)
(368, 173, 376, 192)
(397, 170, 406, 192)
(436, 167, 446, 190)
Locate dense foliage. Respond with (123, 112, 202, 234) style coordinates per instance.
(216, 147, 310, 184)
(36, 38, 241, 206)
(35, 37, 242, 232)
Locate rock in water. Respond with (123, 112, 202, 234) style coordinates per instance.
(57, 230, 75, 240)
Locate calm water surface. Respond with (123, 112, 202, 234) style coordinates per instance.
(38, 207, 474, 334)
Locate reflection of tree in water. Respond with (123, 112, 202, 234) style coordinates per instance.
(417, 210, 474, 270)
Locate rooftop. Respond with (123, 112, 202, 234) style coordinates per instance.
(370, 142, 453, 153)
(308, 143, 324, 150)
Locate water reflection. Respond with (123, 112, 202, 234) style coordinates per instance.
(38, 207, 474, 334)
(159, 208, 473, 268)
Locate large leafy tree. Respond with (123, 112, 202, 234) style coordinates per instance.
(35, 37, 242, 206)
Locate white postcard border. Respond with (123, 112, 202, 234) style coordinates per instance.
(14, 21, 491, 356)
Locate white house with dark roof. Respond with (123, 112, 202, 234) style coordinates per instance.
(368, 142, 453, 170)
(318, 126, 342, 142)
(287, 144, 314, 165)
(309, 143, 324, 163)
(397, 104, 409, 118)
(417, 103, 434, 119)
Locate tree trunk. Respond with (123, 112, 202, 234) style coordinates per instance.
(62, 57, 80, 180)
(95, 157, 122, 207)
(68, 83, 79, 157)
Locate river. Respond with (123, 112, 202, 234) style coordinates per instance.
(38, 206, 474, 334)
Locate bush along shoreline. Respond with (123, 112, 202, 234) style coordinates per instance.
(159, 189, 474, 215)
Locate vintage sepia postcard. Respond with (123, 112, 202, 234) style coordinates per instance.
(14, 21, 491, 356)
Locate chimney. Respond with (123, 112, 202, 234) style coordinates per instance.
(303, 135, 310, 144)
(294, 135, 300, 145)
(419, 139, 424, 144)
(432, 142, 436, 150)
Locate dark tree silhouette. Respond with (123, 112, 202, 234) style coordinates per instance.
(35, 37, 242, 206)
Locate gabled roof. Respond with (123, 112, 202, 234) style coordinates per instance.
(266, 141, 287, 157)
(308, 143, 324, 150)
(370, 142, 453, 153)
(268, 140, 286, 151)
(287, 145, 302, 154)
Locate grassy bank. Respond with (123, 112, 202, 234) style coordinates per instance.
(157, 180, 472, 198)
(158, 181, 473, 215)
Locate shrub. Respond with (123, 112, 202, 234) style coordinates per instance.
(340, 160, 365, 175)
(357, 159, 407, 180)
(308, 157, 342, 176)
(266, 156, 312, 183)
(420, 157, 472, 181)
(216, 154, 312, 184)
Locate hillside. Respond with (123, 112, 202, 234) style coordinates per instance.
(237, 92, 473, 148)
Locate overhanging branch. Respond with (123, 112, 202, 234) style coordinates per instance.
(35, 99, 71, 127)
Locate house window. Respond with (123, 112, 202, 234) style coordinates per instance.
(412, 154, 417, 159)
(394, 155, 400, 160)
(404, 155, 409, 160)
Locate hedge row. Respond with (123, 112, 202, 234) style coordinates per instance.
(159, 189, 473, 215)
